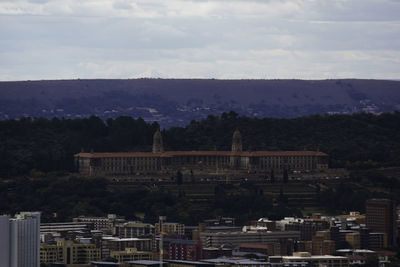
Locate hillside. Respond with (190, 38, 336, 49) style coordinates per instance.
(1, 112, 400, 223)
(1, 173, 397, 224)
(0, 79, 399, 127)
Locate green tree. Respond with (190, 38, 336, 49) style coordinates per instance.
(190, 169, 195, 183)
(176, 170, 183, 185)
(270, 169, 275, 183)
(364, 255, 379, 267)
(278, 187, 288, 206)
(283, 169, 289, 183)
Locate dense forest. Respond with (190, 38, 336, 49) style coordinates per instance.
(0, 176, 303, 224)
(1, 112, 400, 223)
(1, 111, 400, 177)
(0, 171, 397, 224)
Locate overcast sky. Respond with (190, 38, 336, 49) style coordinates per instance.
(0, 0, 399, 81)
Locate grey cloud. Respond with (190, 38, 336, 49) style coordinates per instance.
(0, 0, 399, 80)
(28, 0, 50, 3)
(113, 0, 133, 10)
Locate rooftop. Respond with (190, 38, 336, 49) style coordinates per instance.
(102, 237, 152, 241)
(239, 243, 270, 249)
(75, 150, 328, 158)
(125, 260, 165, 265)
(203, 258, 267, 264)
(91, 262, 120, 266)
(283, 255, 348, 260)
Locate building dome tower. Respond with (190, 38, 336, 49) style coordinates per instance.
(231, 129, 243, 152)
(152, 129, 164, 153)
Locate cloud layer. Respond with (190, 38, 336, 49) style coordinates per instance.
(0, 0, 399, 80)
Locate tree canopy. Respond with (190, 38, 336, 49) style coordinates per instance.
(1, 112, 400, 177)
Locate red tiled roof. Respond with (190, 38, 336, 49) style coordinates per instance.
(75, 152, 163, 158)
(375, 250, 397, 256)
(164, 151, 233, 157)
(245, 151, 327, 156)
(336, 214, 366, 219)
(74, 150, 328, 158)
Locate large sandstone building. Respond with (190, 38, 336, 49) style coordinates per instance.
(74, 130, 328, 180)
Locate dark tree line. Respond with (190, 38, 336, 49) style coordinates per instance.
(1, 111, 400, 177)
(0, 176, 302, 224)
(0, 116, 159, 177)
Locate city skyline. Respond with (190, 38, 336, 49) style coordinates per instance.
(2, 204, 397, 265)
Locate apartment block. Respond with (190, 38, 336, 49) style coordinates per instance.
(0, 212, 41, 267)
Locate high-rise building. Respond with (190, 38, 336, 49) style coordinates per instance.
(0, 215, 11, 267)
(366, 199, 396, 247)
(0, 212, 41, 267)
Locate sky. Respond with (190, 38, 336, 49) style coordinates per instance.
(0, 0, 399, 81)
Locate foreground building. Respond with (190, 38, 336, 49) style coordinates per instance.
(40, 240, 101, 264)
(0, 212, 41, 267)
(273, 252, 350, 267)
(366, 199, 397, 247)
(75, 130, 328, 180)
(199, 230, 300, 255)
